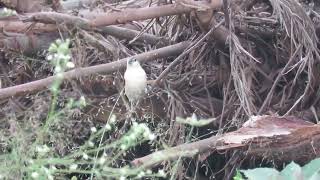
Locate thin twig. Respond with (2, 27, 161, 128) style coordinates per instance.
(258, 45, 302, 114)
(153, 19, 225, 86)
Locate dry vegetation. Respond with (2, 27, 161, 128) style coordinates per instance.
(0, 0, 320, 179)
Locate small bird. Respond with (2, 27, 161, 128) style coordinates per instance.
(124, 58, 147, 111)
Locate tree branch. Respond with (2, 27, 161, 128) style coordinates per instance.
(0, 41, 190, 99)
(131, 135, 222, 168)
(25, 1, 222, 27)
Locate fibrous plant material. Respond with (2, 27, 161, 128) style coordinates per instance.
(133, 115, 320, 168)
(263, 0, 320, 115)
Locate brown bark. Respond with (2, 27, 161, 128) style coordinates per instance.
(90, 2, 214, 27)
(132, 115, 320, 168)
(0, 32, 61, 55)
(0, 18, 169, 53)
(132, 135, 223, 168)
(25, 1, 223, 28)
(0, 0, 48, 12)
(0, 0, 225, 54)
(0, 16, 57, 33)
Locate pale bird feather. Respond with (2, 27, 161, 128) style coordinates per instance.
(124, 60, 147, 107)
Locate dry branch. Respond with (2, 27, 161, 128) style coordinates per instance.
(0, 0, 48, 13)
(132, 135, 223, 168)
(99, 26, 171, 47)
(0, 0, 225, 54)
(0, 16, 57, 33)
(26, 1, 223, 27)
(0, 18, 169, 53)
(23, 12, 91, 29)
(231, 116, 320, 165)
(91, 1, 222, 27)
(0, 41, 189, 99)
(132, 115, 320, 168)
(0, 32, 61, 54)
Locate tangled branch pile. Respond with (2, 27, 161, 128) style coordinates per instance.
(0, 0, 320, 179)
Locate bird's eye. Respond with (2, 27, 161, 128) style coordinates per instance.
(128, 58, 137, 65)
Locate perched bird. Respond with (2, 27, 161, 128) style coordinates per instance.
(124, 58, 147, 111)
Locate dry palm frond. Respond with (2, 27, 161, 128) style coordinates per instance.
(269, 0, 319, 114)
(226, 1, 259, 116)
(229, 32, 257, 116)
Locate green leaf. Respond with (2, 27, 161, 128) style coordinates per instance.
(280, 161, 302, 180)
(309, 171, 320, 180)
(48, 43, 58, 53)
(58, 43, 70, 55)
(233, 170, 244, 180)
(241, 168, 280, 180)
(58, 39, 71, 55)
(302, 158, 320, 179)
(176, 116, 216, 127)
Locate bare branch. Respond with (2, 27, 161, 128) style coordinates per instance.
(25, 1, 223, 27)
(0, 41, 190, 99)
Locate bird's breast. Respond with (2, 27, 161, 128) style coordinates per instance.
(124, 68, 147, 82)
(124, 67, 147, 100)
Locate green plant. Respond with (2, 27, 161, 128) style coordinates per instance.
(233, 170, 244, 180)
(235, 158, 320, 180)
(0, 8, 17, 17)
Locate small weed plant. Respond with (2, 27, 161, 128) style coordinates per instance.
(0, 8, 16, 17)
